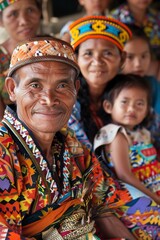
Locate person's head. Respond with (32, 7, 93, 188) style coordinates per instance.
(69, 16, 132, 90)
(127, 0, 152, 11)
(5, 37, 80, 136)
(0, 0, 42, 43)
(78, 0, 110, 16)
(122, 24, 151, 76)
(102, 74, 151, 130)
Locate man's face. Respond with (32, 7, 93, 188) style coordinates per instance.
(6, 61, 79, 136)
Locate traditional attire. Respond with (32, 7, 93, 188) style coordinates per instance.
(0, 106, 160, 239)
(94, 124, 160, 196)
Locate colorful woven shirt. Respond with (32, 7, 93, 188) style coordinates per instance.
(110, 4, 160, 60)
(0, 105, 134, 239)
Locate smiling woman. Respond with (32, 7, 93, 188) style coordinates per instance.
(0, 0, 42, 120)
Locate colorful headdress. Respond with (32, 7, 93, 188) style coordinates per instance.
(8, 37, 80, 77)
(69, 16, 132, 51)
(0, 0, 20, 11)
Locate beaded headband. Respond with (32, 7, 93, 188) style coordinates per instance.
(8, 37, 80, 78)
(69, 16, 132, 51)
(0, 0, 20, 11)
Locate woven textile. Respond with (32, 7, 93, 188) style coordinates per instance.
(8, 37, 80, 77)
(69, 16, 132, 51)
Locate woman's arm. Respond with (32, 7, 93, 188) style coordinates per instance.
(106, 132, 160, 204)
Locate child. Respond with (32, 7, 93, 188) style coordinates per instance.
(94, 73, 160, 205)
(122, 24, 160, 114)
(60, 0, 110, 42)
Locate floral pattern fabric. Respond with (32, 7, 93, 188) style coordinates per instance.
(110, 4, 160, 60)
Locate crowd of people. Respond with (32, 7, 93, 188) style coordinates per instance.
(0, 0, 160, 239)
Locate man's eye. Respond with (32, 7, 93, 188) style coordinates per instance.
(57, 83, 67, 88)
(31, 83, 40, 88)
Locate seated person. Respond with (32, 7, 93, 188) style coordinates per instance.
(121, 24, 160, 114)
(0, 36, 136, 240)
(94, 74, 160, 205)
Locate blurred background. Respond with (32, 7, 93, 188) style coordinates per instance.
(0, 0, 159, 43)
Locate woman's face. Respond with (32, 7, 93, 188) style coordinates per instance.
(1, 0, 41, 42)
(77, 38, 122, 89)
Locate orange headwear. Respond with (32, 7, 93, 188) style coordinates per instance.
(8, 36, 80, 78)
(69, 16, 132, 51)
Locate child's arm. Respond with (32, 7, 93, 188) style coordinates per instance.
(106, 132, 160, 204)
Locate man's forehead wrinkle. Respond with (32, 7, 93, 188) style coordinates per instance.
(30, 63, 71, 74)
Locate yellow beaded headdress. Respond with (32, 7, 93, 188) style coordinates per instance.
(69, 16, 132, 51)
(0, 0, 20, 11)
(8, 37, 80, 78)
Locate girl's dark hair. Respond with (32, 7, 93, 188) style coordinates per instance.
(100, 73, 152, 127)
(126, 24, 151, 52)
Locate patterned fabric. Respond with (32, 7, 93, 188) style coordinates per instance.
(8, 37, 80, 77)
(69, 105, 160, 239)
(110, 4, 160, 60)
(0, 105, 135, 239)
(94, 124, 160, 196)
(0, 0, 19, 11)
(0, 46, 12, 105)
(69, 16, 132, 51)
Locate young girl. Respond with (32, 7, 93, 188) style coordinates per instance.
(121, 24, 160, 114)
(94, 73, 160, 204)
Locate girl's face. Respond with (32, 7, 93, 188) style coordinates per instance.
(122, 38, 151, 76)
(77, 38, 123, 90)
(79, 0, 110, 15)
(103, 87, 148, 130)
(127, 0, 152, 11)
(1, 0, 41, 42)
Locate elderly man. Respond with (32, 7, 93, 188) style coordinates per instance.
(0, 36, 137, 240)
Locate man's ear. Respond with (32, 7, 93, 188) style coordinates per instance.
(103, 99, 112, 114)
(5, 77, 17, 102)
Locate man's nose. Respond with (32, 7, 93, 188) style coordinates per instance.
(39, 89, 60, 106)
